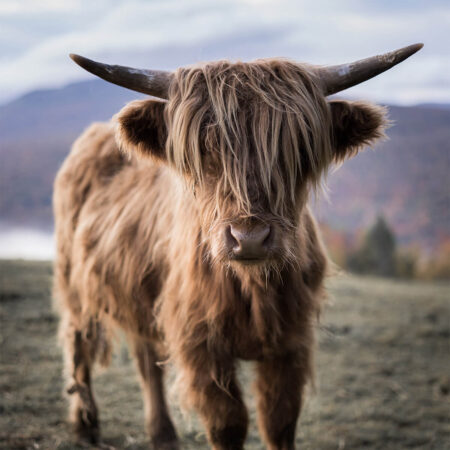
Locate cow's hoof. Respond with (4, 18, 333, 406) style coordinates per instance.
(151, 440, 179, 450)
(73, 407, 100, 445)
(150, 416, 179, 450)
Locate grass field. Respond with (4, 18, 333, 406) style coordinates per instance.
(0, 260, 449, 449)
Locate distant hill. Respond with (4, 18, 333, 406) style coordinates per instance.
(315, 104, 450, 252)
(0, 80, 144, 227)
(0, 80, 448, 252)
(417, 103, 450, 111)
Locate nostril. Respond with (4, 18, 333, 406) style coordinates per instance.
(229, 225, 246, 248)
(260, 226, 271, 248)
(226, 225, 239, 249)
(228, 224, 271, 257)
(258, 225, 270, 242)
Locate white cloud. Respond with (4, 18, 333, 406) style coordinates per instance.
(0, 0, 449, 105)
(0, 0, 78, 14)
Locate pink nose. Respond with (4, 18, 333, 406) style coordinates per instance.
(227, 223, 271, 260)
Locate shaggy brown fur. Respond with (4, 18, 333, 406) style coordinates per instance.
(54, 58, 386, 449)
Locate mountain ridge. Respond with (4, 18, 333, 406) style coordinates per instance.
(1, 79, 448, 252)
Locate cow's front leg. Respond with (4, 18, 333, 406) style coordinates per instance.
(255, 353, 310, 450)
(184, 354, 248, 450)
(131, 338, 178, 450)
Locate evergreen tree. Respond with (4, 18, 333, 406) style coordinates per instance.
(347, 215, 397, 277)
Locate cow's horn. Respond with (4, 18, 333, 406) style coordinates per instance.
(69, 54, 172, 99)
(316, 43, 424, 96)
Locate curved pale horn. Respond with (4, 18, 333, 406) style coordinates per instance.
(69, 54, 172, 99)
(316, 43, 424, 96)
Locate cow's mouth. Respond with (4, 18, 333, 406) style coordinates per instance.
(231, 256, 267, 265)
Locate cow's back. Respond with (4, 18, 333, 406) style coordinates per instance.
(53, 121, 174, 337)
(53, 123, 129, 313)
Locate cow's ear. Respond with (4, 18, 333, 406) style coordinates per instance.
(329, 100, 387, 162)
(115, 99, 167, 161)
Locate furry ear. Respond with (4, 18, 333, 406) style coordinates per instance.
(115, 99, 167, 161)
(329, 100, 388, 162)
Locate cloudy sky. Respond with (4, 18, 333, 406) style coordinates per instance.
(1, 0, 449, 105)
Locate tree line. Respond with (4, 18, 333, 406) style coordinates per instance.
(325, 215, 450, 280)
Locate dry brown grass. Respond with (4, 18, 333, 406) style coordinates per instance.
(0, 260, 448, 449)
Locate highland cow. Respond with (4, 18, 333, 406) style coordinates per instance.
(53, 44, 422, 449)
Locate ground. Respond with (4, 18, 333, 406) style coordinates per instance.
(0, 260, 449, 449)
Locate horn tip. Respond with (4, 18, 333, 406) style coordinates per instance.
(400, 43, 424, 61)
(411, 42, 424, 52)
(69, 53, 101, 75)
(69, 53, 86, 65)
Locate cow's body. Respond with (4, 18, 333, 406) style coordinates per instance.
(54, 117, 327, 448)
(54, 47, 422, 448)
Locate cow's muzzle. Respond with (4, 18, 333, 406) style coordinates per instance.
(225, 222, 272, 263)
